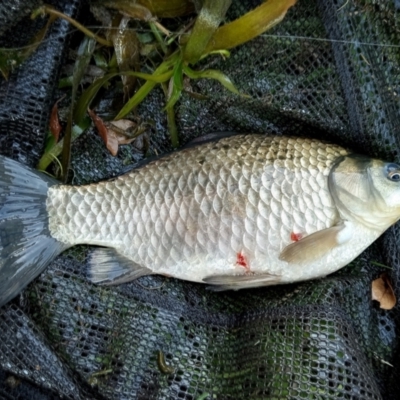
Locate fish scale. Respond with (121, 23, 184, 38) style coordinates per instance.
(46, 134, 348, 284)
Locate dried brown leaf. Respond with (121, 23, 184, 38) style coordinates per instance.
(88, 110, 145, 156)
(371, 273, 396, 310)
(108, 119, 136, 144)
(88, 108, 118, 156)
(103, 2, 153, 21)
(49, 95, 66, 142)
(49, 102, 62, 143)
(109, 119, 136, 131)
(111, 17, 140, 100)
(107, 119, 141, 145)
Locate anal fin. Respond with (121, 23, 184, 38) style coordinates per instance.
(88, 248, 152, 285)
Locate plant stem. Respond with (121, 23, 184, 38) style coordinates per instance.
(149, 21, 168, 54)
(32, 5, 113, 47)
(183, 0, 231, 64)
(162, 83, 179, 148)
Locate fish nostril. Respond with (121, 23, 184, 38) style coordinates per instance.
(386, 163, 400, 171)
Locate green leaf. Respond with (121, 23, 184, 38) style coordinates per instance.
(58, 76, 73, 88)
(62, 37, 96, 181)
(114, 79, 158, 120)
(183, 64, 240, 95)
(75, 70, 173, 124)
(149, 21, 168, 54)
(205, 0, 297, 52)
(93, 51, 108, 69)
(114, 52, 180, 120)
(72, 37, 97, 93)
(164, 60, 184, 110)
(44, 132, 56, 154)
(37, 117, 91, 171)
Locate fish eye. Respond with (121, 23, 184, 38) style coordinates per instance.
(386, 163, 400, 182)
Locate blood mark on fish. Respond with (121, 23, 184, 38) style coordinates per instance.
(290, 232, 303, 242)
(236, 252, 248, 269)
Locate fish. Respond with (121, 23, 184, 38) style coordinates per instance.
(1, 133, 400, 307)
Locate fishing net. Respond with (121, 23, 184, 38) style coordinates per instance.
(0, 0, 399, 398)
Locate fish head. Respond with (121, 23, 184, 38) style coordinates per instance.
(329, 155, 400, 230)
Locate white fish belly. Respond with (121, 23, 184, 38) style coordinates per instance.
(47, 135, 353, 284)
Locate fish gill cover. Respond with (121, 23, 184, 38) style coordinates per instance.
(0, 0, 400, 399)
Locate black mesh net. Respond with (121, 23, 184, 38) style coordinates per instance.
(1, 0, 400, 399)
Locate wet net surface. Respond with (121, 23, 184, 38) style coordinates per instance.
(1, 0, 400, 399)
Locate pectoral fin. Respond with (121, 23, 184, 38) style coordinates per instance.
(88, 248, 152, 285)
(279, 222, 353, 264)
(203, 272, 281, 291)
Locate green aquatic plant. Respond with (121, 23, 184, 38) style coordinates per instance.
(32, 0, 296, 176)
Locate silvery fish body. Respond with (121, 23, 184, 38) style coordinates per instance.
(1, 133, 400, 305)
(45, 134, 400, 286)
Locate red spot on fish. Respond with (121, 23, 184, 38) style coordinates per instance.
(236, 252, 248, 269)
(291, 232, 303, 242)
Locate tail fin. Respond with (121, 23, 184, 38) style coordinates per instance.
(0, 156, 68, 307)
